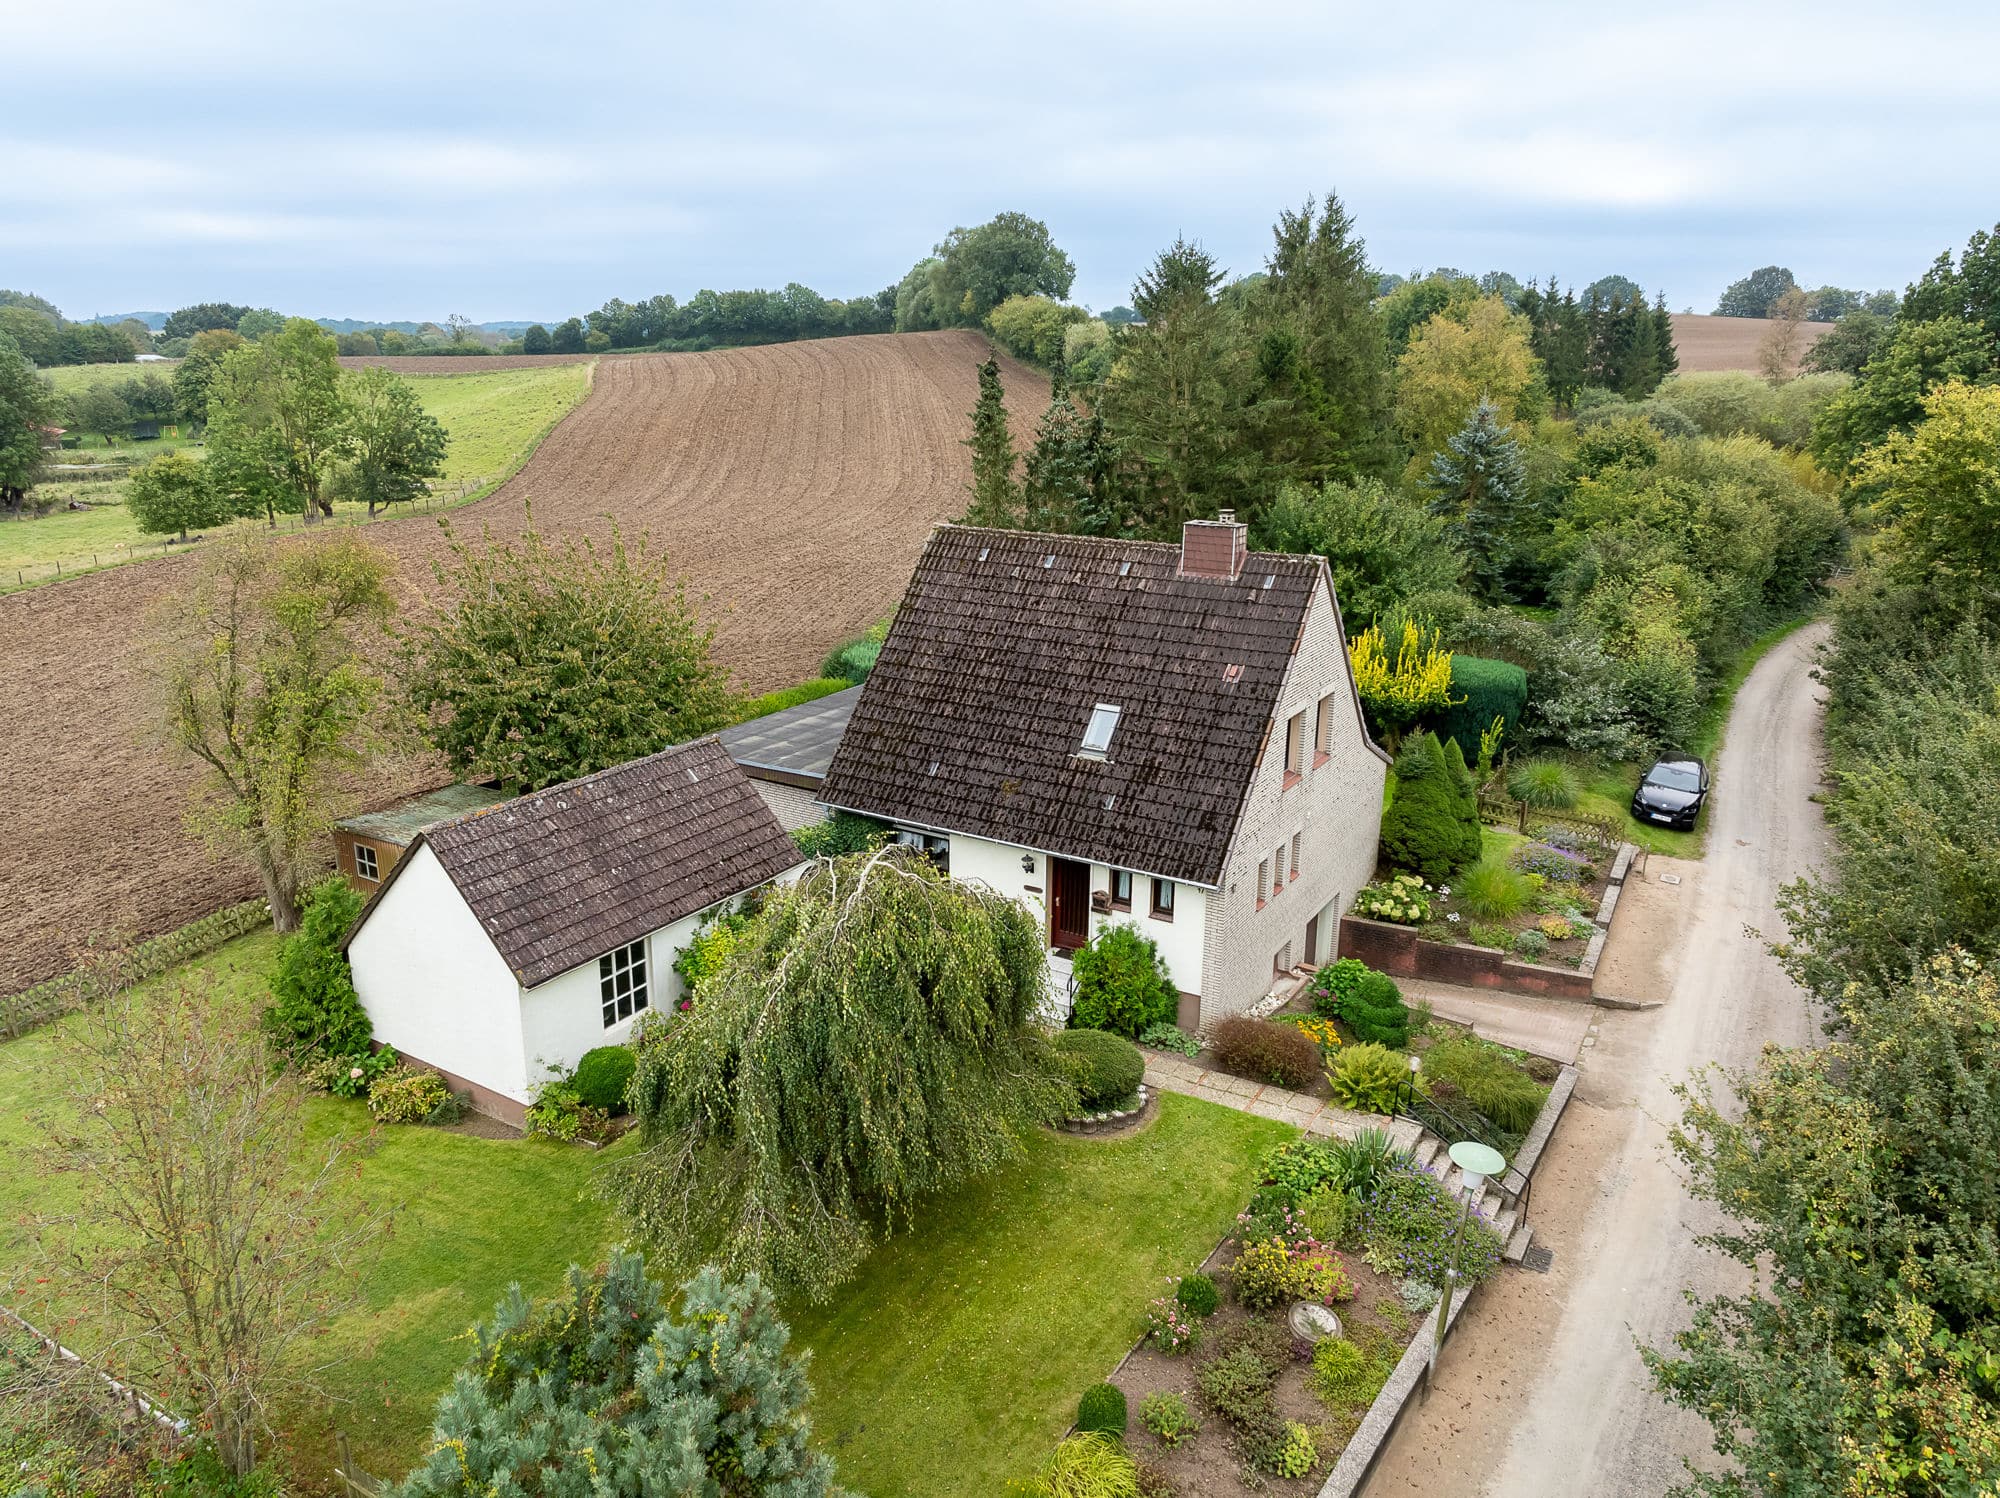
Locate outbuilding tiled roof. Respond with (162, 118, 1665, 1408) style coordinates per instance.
(368, 738, 799, 988)
(817, 525, 1327, 886)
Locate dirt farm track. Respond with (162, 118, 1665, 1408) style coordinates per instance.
(0, 331, 1046, 995)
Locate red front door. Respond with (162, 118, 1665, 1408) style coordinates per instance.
(1050, 857, 1090, 950)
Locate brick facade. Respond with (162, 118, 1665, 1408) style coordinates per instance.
(1198, 570, 1388, 1029)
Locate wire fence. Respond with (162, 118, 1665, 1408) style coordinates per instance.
(3, 479, 493, 592)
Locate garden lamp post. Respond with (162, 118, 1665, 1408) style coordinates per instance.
(1402, 1052, 1422, 1115)
(1427, 1139, 1506, 1392)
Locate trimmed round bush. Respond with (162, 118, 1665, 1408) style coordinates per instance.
(1506, 758, 1581, 809)
(1053, 1028, 1146, 1109)
(1210, 1016, 1320, 1090)
(1076, 1381, 1128, 1437)
(1174, 1271, 1219, 1318)
(1069, 924, 1179, 1037)
(572, 1045, 637, 1113)
(1340, 968, 1409, 1048)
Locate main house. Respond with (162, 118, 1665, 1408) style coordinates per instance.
(818, 515, 1391, 1031)
(341, 738, 802, 1123)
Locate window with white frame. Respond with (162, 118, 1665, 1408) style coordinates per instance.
(354, 844, 379, 882)
(599, 939, 650, 1028)
(1315, 694, 1336, 759)
(1079, 702, 1122, 758)
(1257, 858, 1269, 907)
(1274, 842, 1287, 890)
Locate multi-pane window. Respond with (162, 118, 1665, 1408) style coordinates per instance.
(354, 844, 379, 882)
(1151, 878, 1176, 919)
(1111, 869, 1134, 909)
(1315, 694, 1336, 759)
(599, 939, 649, 1028)
(1284, 712, 1305, 779)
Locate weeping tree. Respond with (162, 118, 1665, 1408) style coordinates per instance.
(394, 1250, 845, 1498)
(611, 847, 1076, 1298)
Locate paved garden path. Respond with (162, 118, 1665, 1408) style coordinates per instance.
(1140, 1050, 1425, 1151)
(1400, 979, 1594, 1064)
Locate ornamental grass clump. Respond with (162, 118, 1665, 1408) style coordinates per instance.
(1011, 1432, 1139, 1498)
(1506, 758, 1581, 809)
(611, 847, 1076, 1299)
(1419, 1033, 1548, 1134)
(1454, 858, 1535, 919)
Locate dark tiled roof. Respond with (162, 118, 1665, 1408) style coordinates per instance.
(334, 783, 513, 846)
(407, 738, 798, 988)
(717, 686, 861, 786)
(817, 526, 1324, 886)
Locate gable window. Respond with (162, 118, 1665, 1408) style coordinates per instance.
(1315, 694, 1336, 763)
(1150, 878, 1176, 921)
(354, 844, 379, 882)
(1257, 859, 1269, 909)
(1079, 702, 1122, 759)
(1283, 712, 1305, 783)
(1110, 869, 1134, 910)
(599, 939, 650, 1028)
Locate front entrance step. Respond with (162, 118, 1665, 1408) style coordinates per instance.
(1503, 1221, 1535, 1264)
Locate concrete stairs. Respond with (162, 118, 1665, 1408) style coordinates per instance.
(1406, 1131, 1535, 1265)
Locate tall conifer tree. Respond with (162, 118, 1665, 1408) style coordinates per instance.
(961, 356, 1020, 528)
(1423, 400, 1530, 601)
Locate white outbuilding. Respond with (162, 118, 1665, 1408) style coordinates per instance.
(342, 737, 802, 1124)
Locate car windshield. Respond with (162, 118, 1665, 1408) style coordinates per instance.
(1649, 765, 1701, 792)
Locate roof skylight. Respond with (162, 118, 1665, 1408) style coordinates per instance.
(1079, 702, 1121, 758)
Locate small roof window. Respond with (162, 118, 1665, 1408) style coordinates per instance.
(1079, 702, 1121, 758)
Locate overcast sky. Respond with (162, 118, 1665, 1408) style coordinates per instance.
(7, 0, 1996, 325)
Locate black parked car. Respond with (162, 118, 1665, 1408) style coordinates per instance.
(1632, 756, 1709, 829)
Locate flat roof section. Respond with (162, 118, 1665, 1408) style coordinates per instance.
(334, 783, 513, 846)
(718, 686, 862, 788)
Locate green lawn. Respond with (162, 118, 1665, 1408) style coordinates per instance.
(4, 363, 592, 593)
(40, 361, 176, 396)
(0, 932, 1288, 1495)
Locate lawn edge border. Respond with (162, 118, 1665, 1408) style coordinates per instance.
(1313, 1059, 1579, 1498)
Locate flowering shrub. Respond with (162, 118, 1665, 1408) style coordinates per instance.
(1351, 874, 1432, 925)
(1511, 840, 1595, 885)
(1231, 1236, 1354, 1309)
(1280, 1013, 1343, 1056)
(1354, 1162, 1504, 1288)
(310, 1046, 398, 1099)
(1144, 1295, 1199, 1353)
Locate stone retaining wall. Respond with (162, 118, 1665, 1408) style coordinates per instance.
(1336, 842, 1639, 1005)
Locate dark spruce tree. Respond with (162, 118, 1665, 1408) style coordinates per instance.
(961, 355, 1020, 528)
(1423, 400, 1530, 601)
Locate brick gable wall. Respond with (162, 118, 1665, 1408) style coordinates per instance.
(1198, 572, 1386, 1028)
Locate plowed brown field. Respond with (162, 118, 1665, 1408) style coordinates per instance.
(0, 331, 1046, 994)
(1668, 313, 1832, 374)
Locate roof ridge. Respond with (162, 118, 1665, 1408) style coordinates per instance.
(933, 523, 1321, 568)
(428, 736, 727, 837)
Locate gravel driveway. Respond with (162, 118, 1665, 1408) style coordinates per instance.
(1368, 621, 1832, 1498)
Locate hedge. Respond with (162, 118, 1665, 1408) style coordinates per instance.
(0, 898, 270, 1040)
(1432, 655, 1528, 765)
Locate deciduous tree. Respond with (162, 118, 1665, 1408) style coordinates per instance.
(920, 211, 1076, 327)
(202, 319, 353, 522)
(158, 533, 393, 929)
(402, 515, 737, 791)
(126, 450, 237, 542)
(0, 332, 56, 514)
(1713, 265, 1799, 319)
(1394, 296, 1540, 463)
(612, 847, 1075, 1297)
(1253, 477, 1464, 628)
(1757, 286, 1812, 385)
(36, 972, 382, 1477)
(1855, 379, 2000, 608)
(338, 366, 447, 515)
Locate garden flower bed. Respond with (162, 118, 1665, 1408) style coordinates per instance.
(1095, 1134, 1504, 1494)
